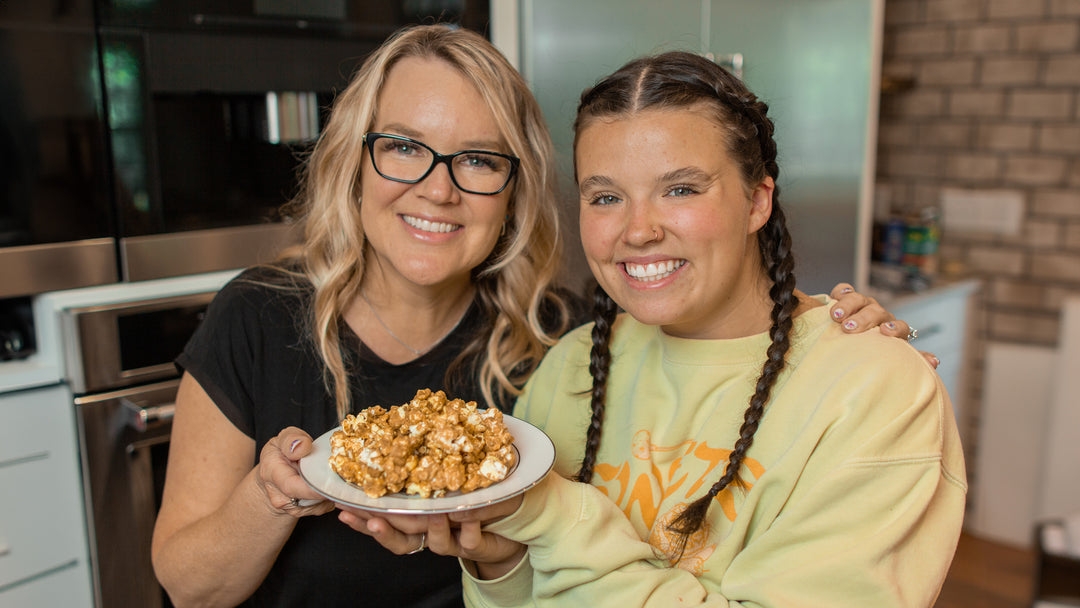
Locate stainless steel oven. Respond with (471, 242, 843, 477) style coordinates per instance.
(61, 288, 219, 608)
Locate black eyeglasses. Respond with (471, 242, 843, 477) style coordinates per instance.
(363, 133, 520, 195)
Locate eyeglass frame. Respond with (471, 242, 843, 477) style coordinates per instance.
(362, 132, 521, 196)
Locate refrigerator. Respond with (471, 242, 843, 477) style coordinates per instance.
(491, 0, 883, 294)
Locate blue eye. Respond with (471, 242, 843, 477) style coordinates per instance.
(589, 194, 620, 205)
(668, 186, 696, 197)
(381, 140, 423, 156)
(457, 153, 502, 173)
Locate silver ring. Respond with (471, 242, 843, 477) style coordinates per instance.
(289, 497, 301, 508)
(906, 326, 918, 341)
(406, 533, 427, 555)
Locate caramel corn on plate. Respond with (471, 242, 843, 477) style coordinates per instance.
(298, 389, 555, 514)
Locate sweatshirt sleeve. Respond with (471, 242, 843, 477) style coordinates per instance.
(473, 448, 964, 608)
(461, 553, 535, 608)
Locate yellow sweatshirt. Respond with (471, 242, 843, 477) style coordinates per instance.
(463, 304, 966, 607)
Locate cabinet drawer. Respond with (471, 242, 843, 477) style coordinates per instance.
(0, 555, 92, 608)
(934, 353, 962, 407)
(893, 288, 972, 357)
(0, 385, 91, 600)
(885, 281, 980, 441)
(0, 385, 72, 464)
(907, 320, 958, 360)
(0, 452, 89, 589)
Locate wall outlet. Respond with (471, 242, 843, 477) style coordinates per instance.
(940, 188, 1024, 235)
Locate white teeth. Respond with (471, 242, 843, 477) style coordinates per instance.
(624, 260, 685, 282)
(402, 215, 460, 233)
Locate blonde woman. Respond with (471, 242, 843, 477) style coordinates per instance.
(152, 26, 918, 608)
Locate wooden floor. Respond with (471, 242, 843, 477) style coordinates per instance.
(934, 532, 1037, 608)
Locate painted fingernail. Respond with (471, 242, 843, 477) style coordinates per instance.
(290, 439, 302, 453)
(885, 322, 896, 330)
(840, 287, 853, 294)
(833, 308, 845, 319)
(930, 355, 940, 368)
(843, 320, 857, 330)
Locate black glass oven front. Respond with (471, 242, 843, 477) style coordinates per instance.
(94, 0, 491, 277)
(0, 1, 118, 298)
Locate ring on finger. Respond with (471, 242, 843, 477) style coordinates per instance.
(906, 326, 919, 341)
(406, 533, 427, 555)
(289, 497, 300, 508)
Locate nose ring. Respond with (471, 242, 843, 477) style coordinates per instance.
(651, 227, 660, 240)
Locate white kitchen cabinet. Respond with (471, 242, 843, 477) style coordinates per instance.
(881, 280, 980, 447)
(0, 384, 93, 608)
(0, 559, 93, 607)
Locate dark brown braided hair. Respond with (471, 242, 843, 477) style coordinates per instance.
(572, 51, 799, 561)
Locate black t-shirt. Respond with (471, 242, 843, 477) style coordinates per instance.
(176, 266, 518, 608)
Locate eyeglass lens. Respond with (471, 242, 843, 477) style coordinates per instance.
(368, 135, 514, 195)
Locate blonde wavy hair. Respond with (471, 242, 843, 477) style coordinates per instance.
(279, 24, 570, 418)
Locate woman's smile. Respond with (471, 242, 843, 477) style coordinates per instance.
(622, 259, 686, 282)
(400, 214, 463, 235)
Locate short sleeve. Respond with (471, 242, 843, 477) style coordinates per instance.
(175, 267, 305, 438)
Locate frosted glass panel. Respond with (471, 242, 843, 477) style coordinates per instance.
(522, 0, 703, 288)
(525, 0, 702, 176)
(710, 0, 878, 292)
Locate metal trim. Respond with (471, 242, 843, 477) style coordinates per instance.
(63, 292, 216, 394)
(120, 223, 301, 282)
(0, 239, 118, 299)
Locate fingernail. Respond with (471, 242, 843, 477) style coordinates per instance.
(832, 308, 845, 319)
(930, 355, 940, 368)
(840, 287, 853, 294)
(885, 322, 895, 330)
(843, 320, 857, 330)
(290, 439, 301, 453)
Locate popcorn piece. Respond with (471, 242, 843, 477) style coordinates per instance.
(329, 389, 517, 498)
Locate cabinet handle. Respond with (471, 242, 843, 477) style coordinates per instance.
(121, 398, 176, 432)
(0, 451, 49, 469)
(914, 323, 943, 340)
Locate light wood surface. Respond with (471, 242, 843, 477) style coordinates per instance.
(935, 533, 1036, 608)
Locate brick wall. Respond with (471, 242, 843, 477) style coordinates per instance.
(876, 0, 1080, 475)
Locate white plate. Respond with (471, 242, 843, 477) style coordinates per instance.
(299, 414, 555, 514)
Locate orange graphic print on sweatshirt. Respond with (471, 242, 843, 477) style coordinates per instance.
(593, 430, 765, 575)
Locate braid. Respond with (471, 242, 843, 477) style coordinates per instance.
(576, 283, 619, 483)
(666, 206, 797, 558)
(658, 55, 798, 559)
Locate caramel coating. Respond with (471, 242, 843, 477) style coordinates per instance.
(329, 389, 517, 498)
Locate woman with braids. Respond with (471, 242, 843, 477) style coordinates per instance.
(346, 50, 965, 608)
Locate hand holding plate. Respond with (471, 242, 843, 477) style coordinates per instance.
(427, 511, 526, 579)
(337, 508, 430, 555)
(257, 427, 334, 517)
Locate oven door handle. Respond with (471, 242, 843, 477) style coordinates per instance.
(121, 398, 176, 433)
